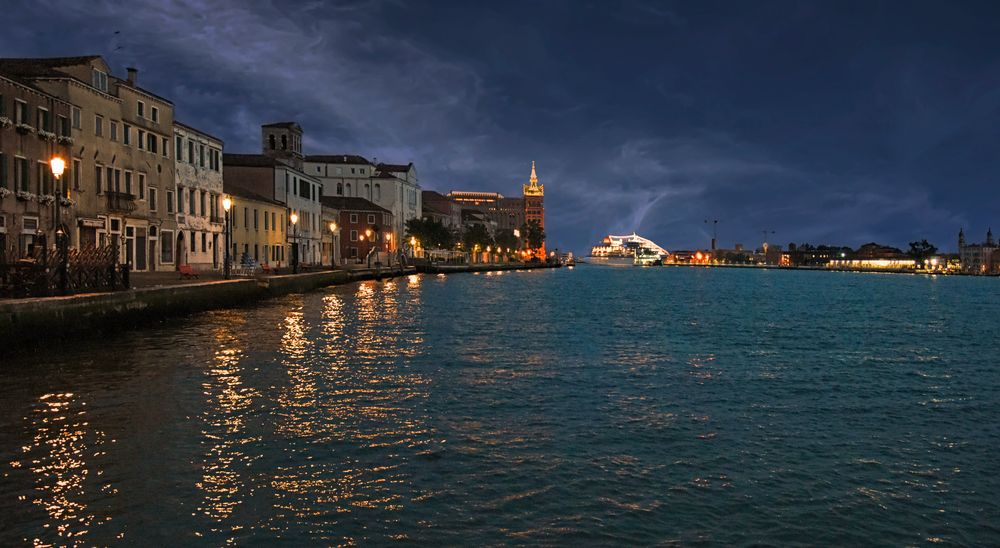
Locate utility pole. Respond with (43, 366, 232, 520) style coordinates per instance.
(704, 219, 719, 251)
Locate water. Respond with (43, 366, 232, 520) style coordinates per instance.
(2, 266, 999, 546)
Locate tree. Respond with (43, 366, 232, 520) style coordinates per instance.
(521, 220, 545, 251)
(907, 239, 938, 268)
(462, 224, 493, 250)
(405, 218, 455, 249)
(493, 229, 518, 253)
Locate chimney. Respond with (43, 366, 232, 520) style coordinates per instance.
(126, 67, 137, 85)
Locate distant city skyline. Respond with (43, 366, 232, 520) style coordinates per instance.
(7, 0, 1000, 253)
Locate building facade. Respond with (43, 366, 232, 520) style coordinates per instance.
(421, 190, 462, 228)
(0, 72, 73, 256)
(959, 228, 999, 274)
(173, 121, 223, 269)
(225, 185, 287, 266)
(223, 123, 323, 265)
(523, 161, 544, 253)
(321, 196, 392, 263)
(0, 57, 179, 271)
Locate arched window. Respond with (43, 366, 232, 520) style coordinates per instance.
(281, 135, 287, 150)
(268, 134, 276, 150)
(374, 183, 381, 201)
(345, 183, 351, 196)
(337, 183, 343, 195)
(364, 183, 370, 198)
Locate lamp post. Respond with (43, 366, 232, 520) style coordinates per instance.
(290, 212, 299, 274)
(329, 221, 337, 268)
(513, 228, 521, 262)
(222, 196, 232, 279)
(49, 157, 68, 295)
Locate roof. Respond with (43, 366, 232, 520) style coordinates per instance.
(0, 56, 101, 79)
(372, 170, 399, 179)
(377, 162, 412, 172)
(222, 153, 279, 168)
(321, 196, 391, 214)
(223, 183, 284, 207)
(174, 120, 224, 144)
(262, 121, 301, 129)
(305, 154, 372, 165)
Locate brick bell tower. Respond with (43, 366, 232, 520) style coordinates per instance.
(522, 161, 545, 258)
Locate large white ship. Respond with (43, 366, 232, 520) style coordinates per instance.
(589, 233, 670, 266)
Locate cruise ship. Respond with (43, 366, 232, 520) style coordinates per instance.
(589, 233, 670, 266)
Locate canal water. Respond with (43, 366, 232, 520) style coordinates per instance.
(2, 266, 999, 545)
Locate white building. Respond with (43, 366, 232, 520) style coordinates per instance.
(173, 121, 224, 269)
(304, 155, 421, 250)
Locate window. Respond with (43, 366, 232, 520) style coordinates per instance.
(71, 107, 81, 129)
(200, 191, 206, 217)
(268, 134, 276, 150)
(36, 107, 49, 132)
(190, 231, 196, 252)
(264, 211, 269, 231)
(350, 230, 358, 242)
(138, 129, 145, 150)
(36, 161, 50, 195)
(253, 209, 259, 230)
(176, 136, 183, 161)
(272, 212, 277, 233)
(151, 106, 159, 122)
(124, 171, 132, 195)
(149, 187, 157, 211)
(147, 133, 157, 153)
(243, 207, 248, 228)
(281, 135, 287, 150)
(92, 69, 108, 92)
(350, 213, 358, 223)
(166, 189, 175, 213)
(94, 114, 103, 137)
(346, 183, 351, 195)
(123, 124, 131, 146)
(351, 167, 356, 174)
(138, 173, 146, 200)
(58, 115, 69, 137)
(360, 168, 365, 175)
(114, 168, 121, 193)
(110, 120, 118, 141)
(162, 137, 168, 158)
(14, 100, 27, 125)
(160, 231, 173, 264)
(189, 189, 196, 215)
(0, 153, 6, 189)
(15, 157, 29, 192)
(350, 247, 358, 258)
(201, 232, 206, 254)
(375, 183, 381, 201)
(368, 214, 375, 224)
(188, 141, 194, 164)
(137, 101, 145, 118)
(176, 188, 183, 213)
(199, 144, 205, 167)
(94, 164, 103, 193)
(337, 183, 343, 195)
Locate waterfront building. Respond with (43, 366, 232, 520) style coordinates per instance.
(224, 184, 287, 266)
(827, 242, 915, 270)
(173, 121, 223, 269)
(958, 228, 999, 274)
(320, 196, 392, 264)
(0, 71, 73, 256)
(320, 201, 341, 267)
(523, 161, 545, 258)
(421, 190, 462, 228)
(303, 155, 421, 252)
(224, 122, 323, 265)
(0, 57, 179, 271)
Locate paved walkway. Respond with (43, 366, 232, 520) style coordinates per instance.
(129, 265, 343, 289)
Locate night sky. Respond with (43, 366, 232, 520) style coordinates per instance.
(6, 0, 1000, 253)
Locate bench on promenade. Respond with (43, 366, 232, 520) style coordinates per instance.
(179, 264, 199, 279)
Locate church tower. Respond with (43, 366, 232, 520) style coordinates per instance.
(261, 121, 304, 171)
(522, 161, 545, 257)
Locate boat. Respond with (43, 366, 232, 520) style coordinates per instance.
(589, 233, 670, 266)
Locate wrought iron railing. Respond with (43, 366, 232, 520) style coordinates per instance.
(106, 191, 136, 213)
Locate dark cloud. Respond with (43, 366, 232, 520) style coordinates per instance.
(7, 0, 1000, 252)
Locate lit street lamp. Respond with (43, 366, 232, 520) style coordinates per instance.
(222, 196, 232, 279)
(50, 157, 68, 295)
(290, 212, 299, 274)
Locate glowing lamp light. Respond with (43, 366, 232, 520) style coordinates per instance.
(329, 222, 337, 232)
(513, 229, 520, 238)
(222, 197, 232, 212)
(695, 251, 704, 261)
(290, 212, 298, 225)
(49, 157, 66, 178)
(365, 229, 372, 238)
(410, 236, 417, 247)
(385, 233, 392, 242)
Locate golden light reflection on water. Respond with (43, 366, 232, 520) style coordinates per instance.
(196, 314, 261, 541)
(13, 392, 114, 545)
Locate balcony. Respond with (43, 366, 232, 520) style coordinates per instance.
(106, 191, 136, 214)
(210, 214, 224, 224)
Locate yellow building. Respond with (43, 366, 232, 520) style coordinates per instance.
(226, 185, 288, 267)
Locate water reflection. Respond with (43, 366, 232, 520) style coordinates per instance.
(13, 392, 114, 545)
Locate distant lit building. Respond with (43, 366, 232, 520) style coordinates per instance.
(828, 242, 915, 270)
(522, 161, 544, 258)
(958, 228, 999, 274)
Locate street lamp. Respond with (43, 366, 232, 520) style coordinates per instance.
(50, 157, 68, 294)
(329, 221, 337, 268)
(290, 211, 299, 274)
(222, 196, 232, 279)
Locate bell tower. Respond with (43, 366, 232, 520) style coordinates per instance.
(522, 161, 545, 257)
(261, 121, 304, 170)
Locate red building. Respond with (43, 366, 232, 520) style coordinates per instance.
(321, 195, 392, 263)
(522, 161, 545, 258)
